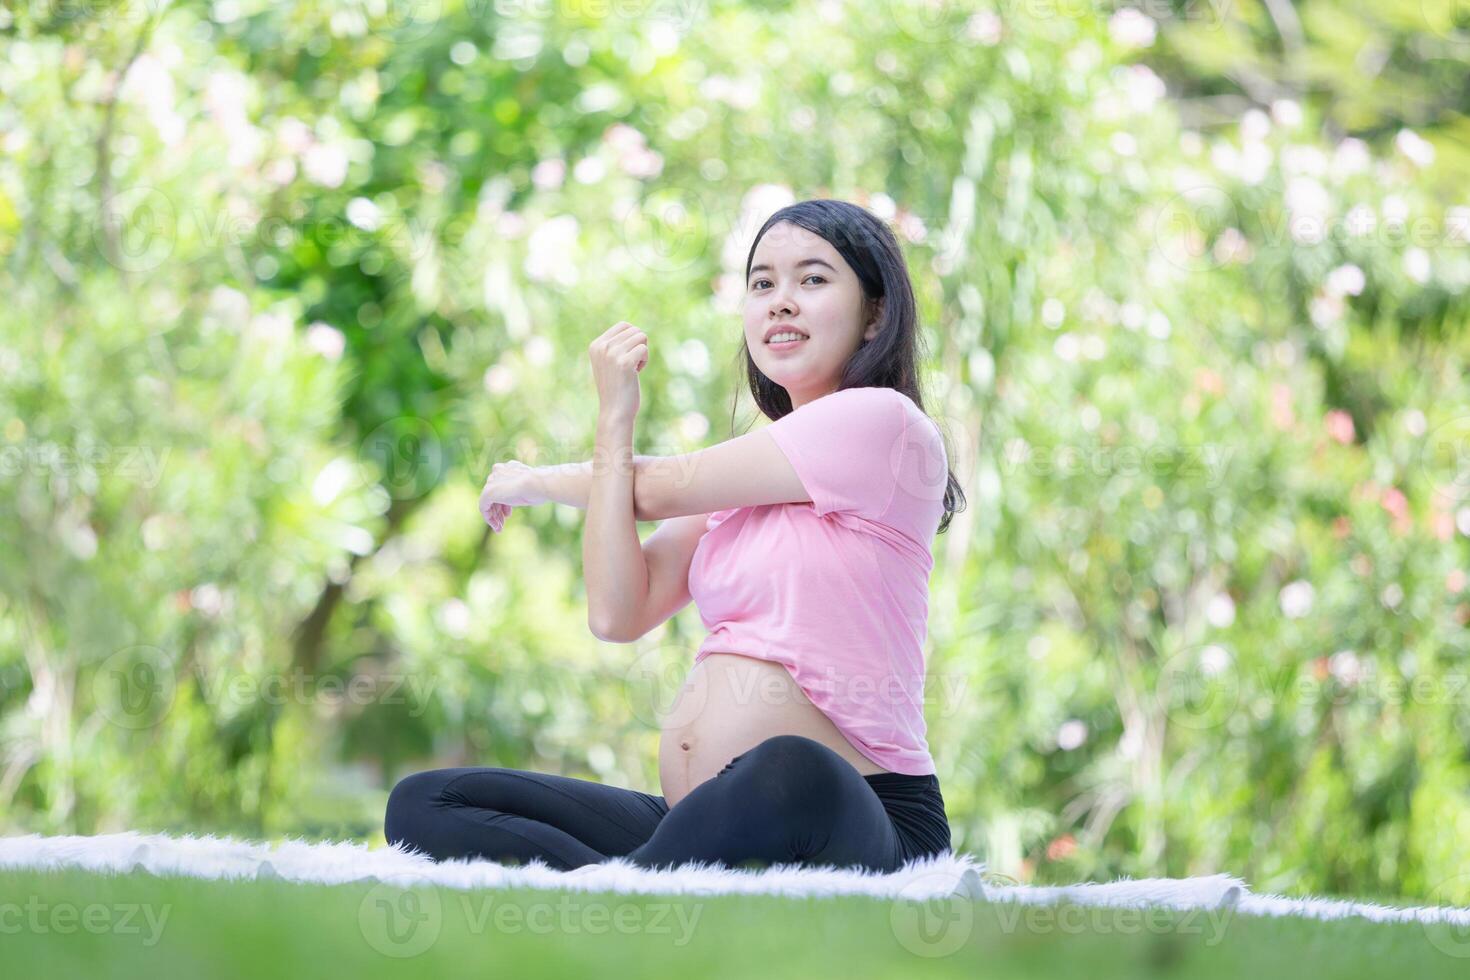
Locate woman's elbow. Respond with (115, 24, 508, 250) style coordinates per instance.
(589, 614, 638, 644)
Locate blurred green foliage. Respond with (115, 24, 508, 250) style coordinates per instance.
(1, 0, 1468, 904)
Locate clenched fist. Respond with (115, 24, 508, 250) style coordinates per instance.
(589, 321, 648, 422)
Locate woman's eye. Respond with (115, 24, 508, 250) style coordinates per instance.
(750, 275, 824, 289)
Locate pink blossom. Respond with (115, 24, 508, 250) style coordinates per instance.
(1324, 409, 1355, 445)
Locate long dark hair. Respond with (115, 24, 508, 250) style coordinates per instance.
(733, 198, 966, 535)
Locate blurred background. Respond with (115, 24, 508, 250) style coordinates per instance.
(2, 0, 1469, 905)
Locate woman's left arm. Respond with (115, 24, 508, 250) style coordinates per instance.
(583, 411, 650, 640)
(583, 323, 653, 641)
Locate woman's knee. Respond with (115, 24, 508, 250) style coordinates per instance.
(731, 735, 851, 810)
(384, 769, 455, 850)
(745, 734, 847, 772)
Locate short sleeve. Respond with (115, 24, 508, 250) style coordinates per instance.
(764, 387, 914, 522)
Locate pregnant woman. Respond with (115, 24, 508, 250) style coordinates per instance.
(384, 198, 966, 873)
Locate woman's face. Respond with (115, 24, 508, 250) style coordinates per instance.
(743, 221, 881, 409)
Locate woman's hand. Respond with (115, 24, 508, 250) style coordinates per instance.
(479, 460, 545, 532)
(589, 321, 648, 422)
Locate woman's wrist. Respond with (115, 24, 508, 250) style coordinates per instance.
(596, 408, 637, 440)
(533, 448, 651, 512)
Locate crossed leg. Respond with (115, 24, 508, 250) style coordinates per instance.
(625, 734, 907, 873)
(384, 734, 905, 873)
(384, 766, 669, 870)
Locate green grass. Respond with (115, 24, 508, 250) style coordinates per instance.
(3, 868, 1469, 978)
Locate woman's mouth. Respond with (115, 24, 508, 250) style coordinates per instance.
(765, 332, 808, 351)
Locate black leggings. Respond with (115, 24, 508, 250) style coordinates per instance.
(384, 734, 952, 873)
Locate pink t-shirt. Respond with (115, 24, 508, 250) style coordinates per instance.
(686, 386, 950, 775)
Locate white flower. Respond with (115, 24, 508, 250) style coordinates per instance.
(1279, 580, 1315, 619)
(966, 11, 1002, 45)
(1206, 593, 1236, 628)
(483, 364, 516, 394)
(437, 598, 471, 638)
(524, 334, 554, 366)
(1053, 333, 1079, 362)
(345, 197, 381, 232)
(1042, 298, 1066, 328)
(1057, 719, 1088, 751)
(1404, 248, 1431, 284)
(1284, 177, 1331, 244)
(204, 70, 261, 168)
(190, 583, 224, 616)
(721, 183, 796, 271)
(531, 158, 566, 191)
(572, 156, 606, 184)
(896, 210, 927, 243)
(1200, 645, 1231, 676)
(1270, 99, 1302, 128)
(312, 457, 356, 505)
(304, 322, 345, 360)
(524, 215, 580, 285)
(1395, 129, 1435, 168)
(1240, 108, 1271, 143)
(1328, 649, 1361, 684)
(1325, 263, 1365, 297)
(1240, 141, 1272, 185)
(303, 143, 348, 188)
(1331, 138, 1371, 178)
(1309, 292, 1345, 328)
(277, 117, 313, 154)
(1122, 64, 1166, 114)
(1281, 144, 1327, 177)
(119, 53, 184, 145)
(1120, 301, 1145, 330)
(678, 411, 710, 442)
(1343, 203, 1376, 237)
(620, 147, 664, 179)
(677, 338, 710, 378)
(1108, 9, 1156, 47)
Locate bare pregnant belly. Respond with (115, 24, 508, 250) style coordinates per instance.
(658, 652, 890, 809)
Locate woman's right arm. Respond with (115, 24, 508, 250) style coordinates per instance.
(536, 456, 657, 518)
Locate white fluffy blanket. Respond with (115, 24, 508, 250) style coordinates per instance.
(2, 831, 1469, 930)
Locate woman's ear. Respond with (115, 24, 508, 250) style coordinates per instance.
(863, 297, 886, 340)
